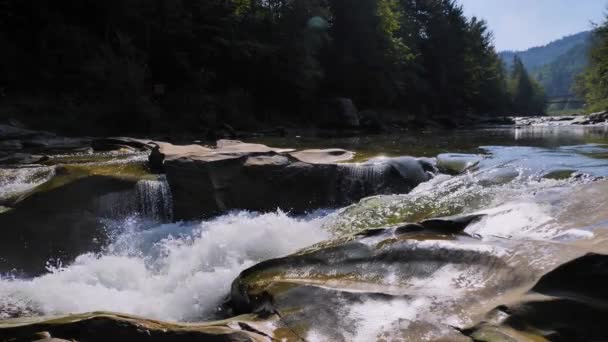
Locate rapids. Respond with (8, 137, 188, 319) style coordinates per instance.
(2, 126, 608, 340)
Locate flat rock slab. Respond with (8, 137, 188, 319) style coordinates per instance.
(290, 148, 355, 164)
(151, 140, 434, 219)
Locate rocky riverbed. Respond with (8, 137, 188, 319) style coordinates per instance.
(2, 121, 608, 341)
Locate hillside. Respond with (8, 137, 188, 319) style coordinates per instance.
(534, 41, 589, 97)
(500, 31, 592, 113)
(500, 31, 591, 73)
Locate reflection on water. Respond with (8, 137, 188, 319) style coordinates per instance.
(252, 126, 608, 160)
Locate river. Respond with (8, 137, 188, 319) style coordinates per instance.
(1, 124, 608, 341)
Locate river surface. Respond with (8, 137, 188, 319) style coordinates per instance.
(1, 125, 608, 340)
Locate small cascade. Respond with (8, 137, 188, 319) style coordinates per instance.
(340, 162, 390, 199)
(136, 175, 174, 222)
(339, 157, 435, 203)
(95, 175, 173, 222)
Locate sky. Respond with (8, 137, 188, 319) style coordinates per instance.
(457, 0, 607, 51)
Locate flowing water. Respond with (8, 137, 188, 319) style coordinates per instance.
(1, 125, 608, 339)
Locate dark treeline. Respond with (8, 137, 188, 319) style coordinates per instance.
(0, 0, 544, 135)
(576, 13, 608, 112)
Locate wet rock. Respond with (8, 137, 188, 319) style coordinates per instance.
(436, 153, 482, 174)
(468, 324, 547, 342)
(149, 142, 213, 172)
(22, 136, 92, 151)
(230, 226, 531, 341)
(418, 213, 485, 233)
(0, 312, 269, 342)
(477, 117, 516, 126)
(91, 137, 156, 152)
(472, 254, 608, 341)
(0, 175, 139, 275)
(289, 149, 355, 164)
(531, 253, 608, 301)
(0, 153, 48, 165)
(156, 140, 434, 219)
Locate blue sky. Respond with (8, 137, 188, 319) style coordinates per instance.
(457, 0, 607, 51)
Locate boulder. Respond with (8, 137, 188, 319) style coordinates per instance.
(229, 217, 532, 341)
(0, 175, 138, 275)
(154, 141, 434, 219)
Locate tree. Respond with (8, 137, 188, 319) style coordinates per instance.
(575, 13, 608, 112)
(509, 56, 546, 114)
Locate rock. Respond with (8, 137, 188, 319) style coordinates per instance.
(154, 140, 434, 219)
(22, 136, 92, 151)
(215, 139, 294, 154)
(289, 149, 355, 164)
(149, 142, 213, 172)
(418, 213, 485, 233)
(91, 137, 155, 152)
(465, 253, 608, 341)
(586, 110, 608, 124)
(0, 312, 269, 342)
(436, 153, 482, 174)
(468, 324, 547, 342)
(229, 220, 532, 341)
(0, 153, 48, 165)
(0, 124, 41, 140)
(477, 116, 516, 126)
(0, 175, 139, 275)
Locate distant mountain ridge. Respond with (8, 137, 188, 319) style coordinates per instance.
(500, 31, 591, 73)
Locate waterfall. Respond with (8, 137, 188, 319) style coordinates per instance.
(95, 175, 173, 222)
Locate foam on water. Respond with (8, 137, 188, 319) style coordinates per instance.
(0, 166, 55, 202)
(0, 210, 330, 321)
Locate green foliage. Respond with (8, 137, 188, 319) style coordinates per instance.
(501, 31, 591, 72)
(534, 41, 589, 97)
(0, 0, 526, 133)
(507, 56, 546, 114)
(576, 14, 608, 112)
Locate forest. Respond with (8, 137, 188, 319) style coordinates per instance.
(0, 0, 545, 135)
(576, 13, 608, 113)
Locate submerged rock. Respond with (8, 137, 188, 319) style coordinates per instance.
(154, 140, 434, 219)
